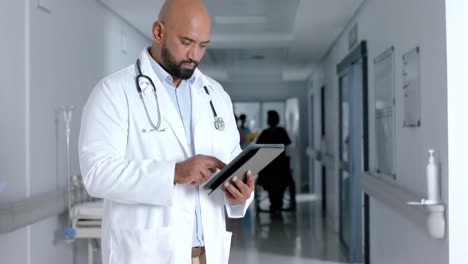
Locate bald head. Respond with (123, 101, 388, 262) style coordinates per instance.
(156, 0, 211, 42)
(159, 0, 210, 27)
(150, 0, 211, 86)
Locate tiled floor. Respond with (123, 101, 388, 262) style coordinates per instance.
(227, 194, 350, 264)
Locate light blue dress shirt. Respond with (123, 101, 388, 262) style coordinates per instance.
(148, 56, 204, 247)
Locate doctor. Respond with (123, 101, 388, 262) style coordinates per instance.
(78, 0, 254, 263)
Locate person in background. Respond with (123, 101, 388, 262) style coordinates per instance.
(78, 0, 254, 263)
(256, 110, 296, 215)
(238, 114, 251, 149)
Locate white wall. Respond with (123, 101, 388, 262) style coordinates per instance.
(446, 1, 468, 264)
(0, 0, 28, 203)
(223, 81, 310, 192)
(0, 0, 150, 263)
(0, 3, 29, 264)
(318, 0, 448, 263)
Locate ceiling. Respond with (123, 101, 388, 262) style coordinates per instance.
(99, 0, 364, 83)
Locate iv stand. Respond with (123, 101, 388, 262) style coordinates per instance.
(61, 105, 76, 225)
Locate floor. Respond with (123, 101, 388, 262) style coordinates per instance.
(84, 194, 350, 264)
(227, 194, 350, 264)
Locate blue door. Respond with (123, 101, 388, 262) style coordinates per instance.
(338, 42, 368, 263)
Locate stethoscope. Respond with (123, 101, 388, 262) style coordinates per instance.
(135, 59, 225, 133)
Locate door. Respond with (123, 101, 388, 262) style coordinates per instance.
(339, 73, 352, 250)
(337, 42, 368, 263)
(307, 92, 315, 193)
(321, 86, 327, 213)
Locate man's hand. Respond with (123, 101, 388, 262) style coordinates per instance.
(174, 155, 225, 185)
(223, 170, 255, 205)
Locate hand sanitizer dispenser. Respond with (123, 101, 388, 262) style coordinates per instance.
(406, 149, 446, 239)
(426, 149, 440, 204)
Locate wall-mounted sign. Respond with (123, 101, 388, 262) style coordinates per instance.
(373, 46, 396, 179)
(402, 47, 421, 127)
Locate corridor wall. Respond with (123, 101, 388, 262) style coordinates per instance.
(0, 1, 29, 262)
(318, 0, 448, 263)
(0, 0, 150, 263)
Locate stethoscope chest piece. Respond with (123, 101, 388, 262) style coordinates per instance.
(214, 116, 225, 131)
(203, 86, 225, 132)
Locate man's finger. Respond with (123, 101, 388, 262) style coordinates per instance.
(201, 168, 211, 179)
(206, 156, 226, 170)
(224, 181, 242, 199)
(231, 176, 249, 194)
(244, 171, 254, 188)
(224, 189, 235, 201)
(231, 171, 254, 194)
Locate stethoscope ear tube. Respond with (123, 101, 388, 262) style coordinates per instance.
(136, 59, 164, 132)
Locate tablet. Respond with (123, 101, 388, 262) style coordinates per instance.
(203, 143, 285, 194)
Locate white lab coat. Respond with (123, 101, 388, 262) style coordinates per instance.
(79, 49, 253, 264)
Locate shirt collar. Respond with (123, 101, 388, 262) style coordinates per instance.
(147, 50, 197, 88)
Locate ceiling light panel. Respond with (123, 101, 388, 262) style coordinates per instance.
(206, 0, 299, 34)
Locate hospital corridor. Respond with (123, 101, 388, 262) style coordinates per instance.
(228, 194, 348, 264)
(1, 0, 468, 264)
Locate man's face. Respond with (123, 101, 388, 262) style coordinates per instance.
(154, 11, 210, 81)
(160, 39, 199, 80)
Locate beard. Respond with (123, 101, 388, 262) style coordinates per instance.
(160, 41, 198, 80)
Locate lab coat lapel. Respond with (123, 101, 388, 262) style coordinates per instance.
(191, 74, 212, 154)
(138, 50, 189, 156)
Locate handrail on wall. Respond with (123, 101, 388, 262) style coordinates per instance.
(0, 190, 67, 234)
(363, 172, 445, 239)
(305, 148, 446, 239)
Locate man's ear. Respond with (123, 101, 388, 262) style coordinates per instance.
(152, 21, 164, 43)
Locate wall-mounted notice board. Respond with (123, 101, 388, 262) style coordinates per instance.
(402, 47, 421, 127)
(373, 46, 396, 179)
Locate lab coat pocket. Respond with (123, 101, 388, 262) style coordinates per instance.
(224, 231, 233, 263)
(111, 227, 173, 264)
